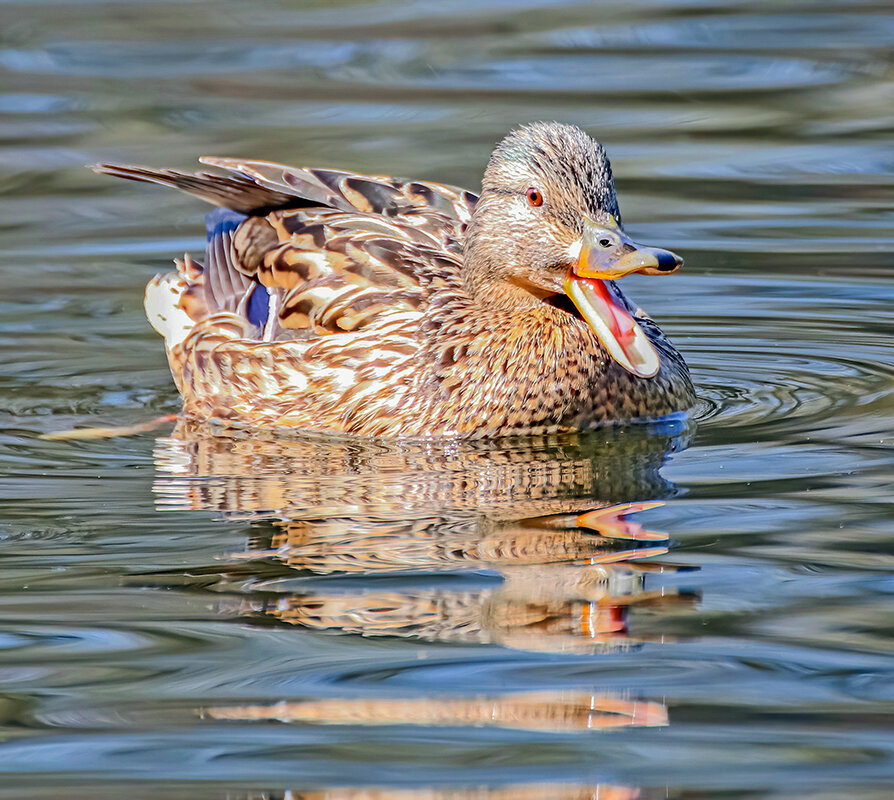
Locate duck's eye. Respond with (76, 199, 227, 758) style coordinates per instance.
(598, 237, 613, 248)
(526, 187, 544, 207)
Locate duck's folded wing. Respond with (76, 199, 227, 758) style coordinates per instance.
(255, 208, 466, 337)
(96, 158, 473, 343)
(91, 163, 300, 214)
(94, 158, 477, 224)
(200, 157, 478, 223)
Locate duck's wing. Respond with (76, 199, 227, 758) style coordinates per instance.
(160, 203, 466, 348)
(218, 206, 466, 341)
(97, 157, 475, 344)
(93, 158, 477, 226)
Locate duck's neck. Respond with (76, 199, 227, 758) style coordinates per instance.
(461, 213, 546, 312)
(464, 274, 548, 312)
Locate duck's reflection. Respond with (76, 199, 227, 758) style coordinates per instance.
(153, 421, 687, 521)
(242, 784, 645, 799)
(209, 689, 667, 731)
(155, 421, 692, 653)
(153, 421, 693, 737)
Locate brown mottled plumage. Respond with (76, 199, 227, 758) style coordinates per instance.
(96, 123, 694, 438)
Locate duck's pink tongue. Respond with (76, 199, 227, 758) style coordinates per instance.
(590, 278, 637, 344)
(563, 276, 661, 378)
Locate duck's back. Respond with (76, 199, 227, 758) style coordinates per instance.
(97, 159, 480, 434)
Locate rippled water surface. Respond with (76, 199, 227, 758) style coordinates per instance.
(1, 1, 892, 797)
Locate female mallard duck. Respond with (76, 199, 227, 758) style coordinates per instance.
(97, 122, 694, 438)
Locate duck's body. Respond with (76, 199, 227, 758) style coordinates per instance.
(98, 123, 694, 438)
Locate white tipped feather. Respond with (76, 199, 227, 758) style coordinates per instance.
(144, 273, 195, 348)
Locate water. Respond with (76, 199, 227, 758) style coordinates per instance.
(1, 1, 892, 797)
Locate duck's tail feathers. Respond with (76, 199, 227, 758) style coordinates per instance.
(91, 162, 301, 214)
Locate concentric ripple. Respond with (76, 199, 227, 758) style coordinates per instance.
(636, 275, 894, 443)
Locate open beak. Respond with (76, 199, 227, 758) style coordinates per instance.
(564, 219, 682, 379)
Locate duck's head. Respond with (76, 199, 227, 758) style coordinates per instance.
(463, 122, 682, 378)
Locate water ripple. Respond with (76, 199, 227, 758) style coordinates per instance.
(1, 0, 893, 795)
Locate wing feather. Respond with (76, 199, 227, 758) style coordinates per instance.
(199, 157, 477, 223)
(91, 163, 299, 213)
(98, 155, 475, 364)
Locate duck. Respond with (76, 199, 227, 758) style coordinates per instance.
(95, 122, 694, 438)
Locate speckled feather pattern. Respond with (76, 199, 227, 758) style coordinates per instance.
(168, 263, 691, 437)
(97, 124, 695, 438)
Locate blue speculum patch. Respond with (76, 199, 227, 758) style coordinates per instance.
(205, 208, 269, 328)
(245, 283, 270, 329)
(205, 207, 247, 239)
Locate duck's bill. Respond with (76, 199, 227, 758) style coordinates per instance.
(564, 275, 660, 378)
(575, 220, 683, 281)
(565, 221, 682, 378)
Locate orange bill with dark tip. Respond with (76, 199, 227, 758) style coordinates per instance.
(565, 219, 683, 378)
